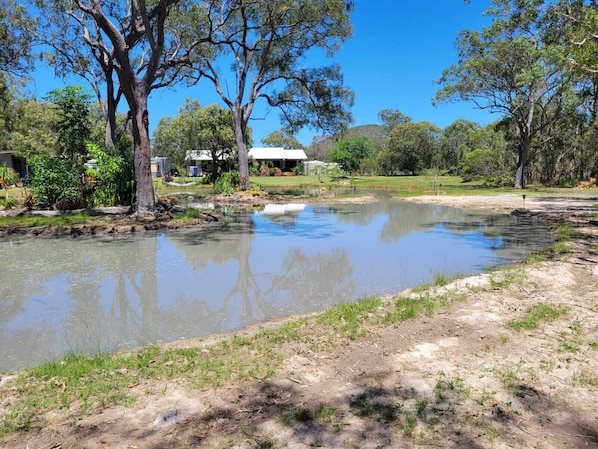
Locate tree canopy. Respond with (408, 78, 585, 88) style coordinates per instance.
(187, 0, 355, 189)
(436, 0, 573, 188)
(153, 99, 238, 181)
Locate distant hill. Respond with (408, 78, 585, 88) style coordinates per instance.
(306, 124, 389, 160)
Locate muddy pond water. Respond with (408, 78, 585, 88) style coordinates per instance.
(0, 200, 553, 371)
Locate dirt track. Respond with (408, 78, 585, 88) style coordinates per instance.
(1, 192, 597, 449)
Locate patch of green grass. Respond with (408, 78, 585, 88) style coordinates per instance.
(552, 242, 572, 254)
(175, 208, 204, 220)
(526, 252, 550, 263)
(488, 267, 526, 290)
(349, 391, 401, 423)
(377, 293, 444, 324)
(573, 368, 598, 387)
(316, 297, 382, 339)
(432, 272, 452, 287)
(508, 303, 569, 331)
(280, 403, 335, 427)
(493, 359, 537, 389)
(415, 398, 428, 419)
(400, 413, 417, 437)
(1, 336, 285, 435)
(0, 212, 90, 228)
(554, 223, 575, 241)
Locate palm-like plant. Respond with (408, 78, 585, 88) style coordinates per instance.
(0, 164, 20, 200)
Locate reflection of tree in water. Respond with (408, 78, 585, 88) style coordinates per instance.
(0, 236, 159, 370)
(271, 247, 355, 312)
(218, 212, 278, 329)
(164, 211, 278, 333)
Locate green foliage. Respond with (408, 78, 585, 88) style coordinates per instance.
(44, 86, 92, 161)
(0, 1, 34, 75)
(0, 164, 19, 200)
(153, 100, 238, 181)
(435, 0, 572, 188)
(461, 148, 502, 180)
(384, 122, 442, 175)
(188, 0, 354, 184)
(316, 297, 381, 340)
(27, 154, 81, 208)
(85, 144, 124, 207)
(214, 170, 240, 195)
(261, 129, 305, 149)
(328, 135, 375, 174)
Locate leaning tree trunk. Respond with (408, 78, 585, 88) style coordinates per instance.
(131, 94, 156, 214)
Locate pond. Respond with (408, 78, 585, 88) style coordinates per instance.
(0, 200, 553, 372)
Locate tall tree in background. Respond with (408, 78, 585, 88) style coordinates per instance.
(261, 129, 305, 149)
(328, 135, 375, 174)
(45, 86, 92, 162)
(378, 108, 412, 132)
(436, 0, 572, 188)
(190, 0, 355, 189)
(384, 121, 441, 175)
(32, 0, 208, 214)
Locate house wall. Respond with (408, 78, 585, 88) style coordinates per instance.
(0, 154, 12, 168)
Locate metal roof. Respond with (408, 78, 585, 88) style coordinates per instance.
(186, 147, 308, 161)
(248, 147, 307, 160)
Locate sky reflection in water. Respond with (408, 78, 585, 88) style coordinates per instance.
(0, 200, 553, 371)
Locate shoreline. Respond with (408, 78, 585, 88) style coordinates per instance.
(1, 192, 597, 448)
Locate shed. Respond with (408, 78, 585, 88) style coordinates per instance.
(303, 160, 339, 175)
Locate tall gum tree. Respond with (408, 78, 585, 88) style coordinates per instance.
(435, 0, 571, 188)
(189, 0, 354, 189)
(35, 0, 208, 214)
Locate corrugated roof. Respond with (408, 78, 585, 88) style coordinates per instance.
(186, 147, 308, 161)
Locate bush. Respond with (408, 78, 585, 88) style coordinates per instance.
(0, 198, 17, 209)
(27, 155, 81, 209)
(214, 170, 240, 195)
(85, 144, 125, 207)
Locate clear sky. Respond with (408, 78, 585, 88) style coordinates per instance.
(27, 1, 496, 148)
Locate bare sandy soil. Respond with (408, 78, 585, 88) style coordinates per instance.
(1, 192, 597, 449)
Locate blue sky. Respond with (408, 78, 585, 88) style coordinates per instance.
(27, 1, 495, 147)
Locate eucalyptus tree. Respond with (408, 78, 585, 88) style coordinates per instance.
(31, 0, 209, 214)
(378, 108, 412, 132)
(384, 121, 442, 175)
(189, 0, 355, 190)
(261, 129, 305, 149)
(439, 119, 480, 175)
(328, 135, 375, 174)
(0, 0, 35, 76)
(556, 0, 598, 179)
(558, 0, 598, 73)
(436, 0, 572, 188)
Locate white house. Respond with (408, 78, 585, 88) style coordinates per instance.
(185, 147, 308, 175)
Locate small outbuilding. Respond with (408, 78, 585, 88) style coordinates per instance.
(302, 160, 339, 175)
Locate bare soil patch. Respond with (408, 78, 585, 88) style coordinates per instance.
(1, 192, 597, 449)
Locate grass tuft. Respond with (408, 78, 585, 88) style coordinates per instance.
(508, 303, 569, 331)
